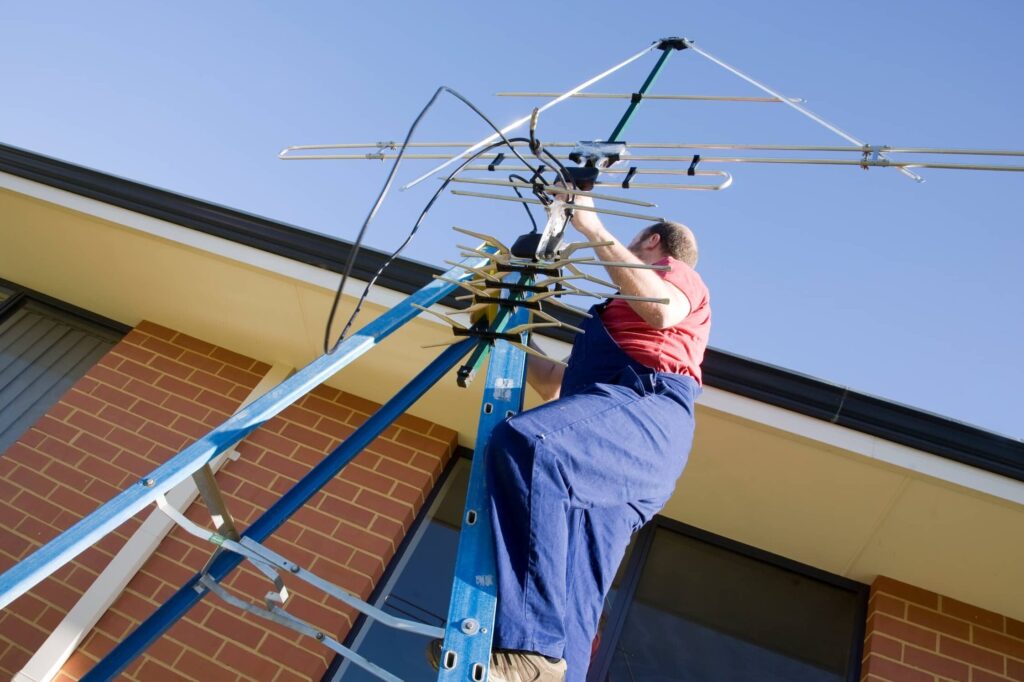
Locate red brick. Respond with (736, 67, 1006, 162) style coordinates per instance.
(411, 451, 444, 476)
(195, 389, 239, 414)
(1007, 658, 1024, 681)
(394, 412, 433, 433)
(304, 395, 352, 422)
(204, 608, 266, 649)
(429, 421, 459, 445)
(112, 340, 157, 364)
(97, 403, 146, 431)
(210, 346, 255, 371)
(8, 463, 56, 496)
(281, 423, 334, 451)
(975, 627, 1024, 660)
(0, 529, 32, 559)
(155, 375, 203, 400)
(90, 382, 136, 410)
(175, 649, 237, 680)
(319, 494, 374, 527)
(872, 613, 939, 651)
(112, 450, 156, 479)
(228, 385, 250, 401)
(334, 521, 393, 557)
(908, 604, 972, 640)
(140, 335, 185, 359)
(149, 355, 194, 380)
(875, 576, 940, 610)
(347, 550, 384, 581)
(944, 597, 1005, 632)
(375, 457, 433, 489)
(136, 659, 192, 682)
(63, 388, 106, 415)
(140, 422, 190, 449)
(217, 363, 261, 387)
(940, 635, 1005, 673)
(67, 410, 114, 438)
(14, 490, 64, 524)
(1006, 619, 1024, 640)
(392, 482, 425, 506)
(51, 485, 101, 516)
(315, 416, 355, 442)
(342, 463, 395, 495)
(257, 450, 309, 482)
(339, 391, 381, 417)
(308, 556, 373, 597)
(136, 321, 177, 341)
(107, 425, 153, 454)
(864, 653, 936, 681)
(173, 332, 217, 355)
(367, 437, 416, 464)
(163, 394, 212, 423)
(279, 405, 321, 430)
(292, 505, 341, 535)
(118, 358, 163, 385)
(370, 514, 405, 538)
(218, 640, 280, 679)
(89, 364, 131, 389)
(33, 415, 79, 443)
(972, 669, 1014, 682)
(190, 369, 235, 395)
(247, 428, 299, 456)
(394, 428, 450, 457)
(172, 414, 211, 440)
(904, 645, 969, 681)
(356, 488, 414, 526)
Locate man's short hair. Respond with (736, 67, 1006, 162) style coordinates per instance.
(643, 221, 698, 267)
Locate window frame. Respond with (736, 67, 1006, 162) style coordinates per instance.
(0, 277, 130, 334)
(588, 515, 869, 682)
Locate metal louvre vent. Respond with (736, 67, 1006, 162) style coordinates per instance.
(0, 300, 122, 453)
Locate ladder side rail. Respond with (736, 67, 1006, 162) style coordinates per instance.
(0, 252, 493, 612)
(84, 336, 482, 681)
(438, 306, 531, 681)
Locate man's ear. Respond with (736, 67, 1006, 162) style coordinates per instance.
(645, 231, 662, 250)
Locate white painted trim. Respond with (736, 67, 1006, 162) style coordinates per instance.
(698, 385, 1024, 506)
(14, 363, 294, 682)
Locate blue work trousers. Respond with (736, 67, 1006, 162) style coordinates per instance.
(487, 311, 698, 681)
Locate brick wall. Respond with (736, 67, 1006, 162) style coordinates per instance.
(863, 576, 1024, 682)
(0, 321, 458, 680)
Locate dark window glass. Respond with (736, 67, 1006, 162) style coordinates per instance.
(0, 300, 122, 452)
(600, 527, 862, 682)
(331, 458, 471, 680)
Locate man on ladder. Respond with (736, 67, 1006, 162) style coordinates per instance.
(434, 195, 711, 681)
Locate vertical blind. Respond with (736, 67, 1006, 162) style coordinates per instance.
(0, 300, 122, 453)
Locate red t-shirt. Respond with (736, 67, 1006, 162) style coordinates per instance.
(600, 256, 711, 384)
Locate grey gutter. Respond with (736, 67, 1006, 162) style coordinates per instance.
(2, 142, 1021, 482)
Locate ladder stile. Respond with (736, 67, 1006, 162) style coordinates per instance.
(438, 305, 531, 681)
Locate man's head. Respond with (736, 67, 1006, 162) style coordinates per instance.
(628, 221, 698, 267)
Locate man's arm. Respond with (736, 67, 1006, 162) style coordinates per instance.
(567, 195, 691, 329)
(525, 338, 564, 401)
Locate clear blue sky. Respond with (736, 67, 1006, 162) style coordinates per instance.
(3, 2, 1022, 439)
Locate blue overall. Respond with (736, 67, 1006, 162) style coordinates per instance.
(486, 304, 700, 681)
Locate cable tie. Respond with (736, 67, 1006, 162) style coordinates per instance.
(687, 154, 701, 176)
(623, 166, 638, 189)
(630, 92, 643, 104)
(488, 153, 506, 172)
